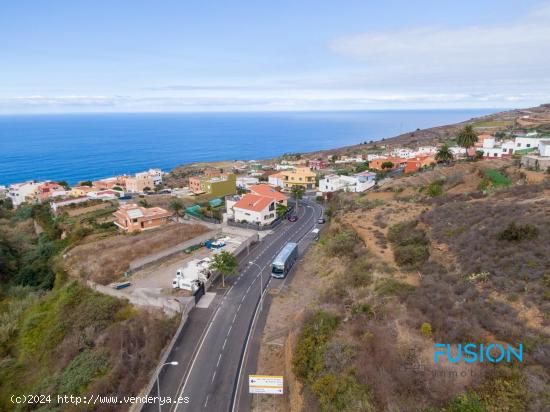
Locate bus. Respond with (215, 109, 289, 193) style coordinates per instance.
(271, 242, 298, 279)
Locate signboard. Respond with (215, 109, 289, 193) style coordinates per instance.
(248, 375, 284, 394)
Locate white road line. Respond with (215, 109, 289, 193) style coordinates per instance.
(204, 395, 209, 408)
(217, 353, 222, 367)
(223, 337, 227, 350)
(211, 370, 216, 383)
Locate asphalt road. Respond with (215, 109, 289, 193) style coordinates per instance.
(143, 198, 323, 412)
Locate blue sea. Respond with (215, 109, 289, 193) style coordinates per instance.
(0, 110, 497, 185)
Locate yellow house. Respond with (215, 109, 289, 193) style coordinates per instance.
(281, 167, 316, 191)
(69, 186, 95, 197)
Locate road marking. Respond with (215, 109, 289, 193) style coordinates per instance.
(171, 200, 321, 412)
(217, 353, 222, 367)
(204, 395, 209, 408)
(223, 337, 227, 350)
(231, 199, 322, 412)
(172, 284, 233, 412)
(211, 371, 216, 383)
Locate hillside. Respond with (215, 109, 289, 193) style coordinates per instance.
(256, 159, 550, 412)
(301, 103, 550, 160)
(0, 202, 177, 411)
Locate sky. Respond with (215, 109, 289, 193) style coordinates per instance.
(1, 0, 550, 113)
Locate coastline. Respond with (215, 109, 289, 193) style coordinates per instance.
(1, 109, 499, 186)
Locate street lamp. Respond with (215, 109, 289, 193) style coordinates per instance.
(249, 261, 264, 311)
(157, 361, 178, 412)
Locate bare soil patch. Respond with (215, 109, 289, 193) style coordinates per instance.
(64, 222, 208, 285)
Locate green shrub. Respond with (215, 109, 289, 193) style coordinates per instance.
(346, 256, 373, 287)
(374, 278, 415, 297)
(388, 221, 429, 269)
(497, 222, 539, 242)
(426, 182, 443, 197)
(292, 310, 340, 384)
(482, 168, 511, 187)
(311, 373, 374, 412)
(447, 393, 485, 412)
(421, 322, 432, 339)
(58, 349, 110, 395)
(325, 229, 359, 257)
(351, 303, 374, 317)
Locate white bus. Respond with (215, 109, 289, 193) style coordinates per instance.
(271, 242, 298, 279)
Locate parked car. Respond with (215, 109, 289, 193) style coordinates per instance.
(317, 217, 325, 224)
(288, 215, 298, 222)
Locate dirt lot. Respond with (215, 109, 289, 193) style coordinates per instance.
(64, 201, 116, 217)
(64, 222, 208, 285)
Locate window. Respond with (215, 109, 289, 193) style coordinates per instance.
(527, 144, 531, 148)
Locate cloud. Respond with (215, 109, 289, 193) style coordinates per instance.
(330, 2, 550, 91)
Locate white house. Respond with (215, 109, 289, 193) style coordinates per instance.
(135, 169, 163, 186)
(7, 181, 41, 207)
(514, 133, 540, 151)
(319, 172, 376, 194)
(417, 146, 438, 155)
(236, 176, 260, 189)
(482, 138, 515, 158)
(275, 163, 296, 171)
(391, 148, 416, 159)
(51, 196, 90, 213)
(87, 189, 120, 201)
(449, 146, 466, 156)
(366, 153, 383, 161)
(228, 193, 277, 225)
(268, 172, 285, 188)
(539, 139, 550, 157)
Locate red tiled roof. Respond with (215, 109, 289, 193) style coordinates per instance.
(249, 184, 287, 201)
(234, 194, 274, 212)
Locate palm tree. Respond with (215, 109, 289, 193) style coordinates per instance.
(209, 250, 238, 288)
(169, 198, 185, 222)
(435, 144, 454, 164)
(456, 125, 478, 158)
(291, 185, 305, 213)
(276, 203, 288, 217)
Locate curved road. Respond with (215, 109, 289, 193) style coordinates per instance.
(143, 198, 322, 412)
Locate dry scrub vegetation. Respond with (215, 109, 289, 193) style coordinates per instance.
(288, 165, 550, 411)
(65, 223, 208, 284)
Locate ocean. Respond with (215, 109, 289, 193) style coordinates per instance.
(0, 110, 497, 185)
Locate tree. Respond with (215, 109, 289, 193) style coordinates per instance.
(139, 199, 150, 208)
(291, 185, 305, 212)
(209, 250, 238, 287)
(80, 180, 93, 187)
(435, 144, 454, 164)
(381, 161, 394, 170)
(57, 180, 70, 189)
(330, 154, 338, 163)
(276, 203, 288, 217)
(112, 185, 123, 191)
(142, 186, 152, 192)
(456, 125, 478, 158)
(169, 198, 185, 221)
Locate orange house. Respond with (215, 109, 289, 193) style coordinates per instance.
(404, 156, 436, 174)
(369, 157, 407, 171)
(113, 203, 172, 232)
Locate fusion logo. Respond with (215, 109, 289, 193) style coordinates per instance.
(434, 343, 523, 364)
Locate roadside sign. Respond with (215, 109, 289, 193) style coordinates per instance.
(248, 375, 284, 394)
